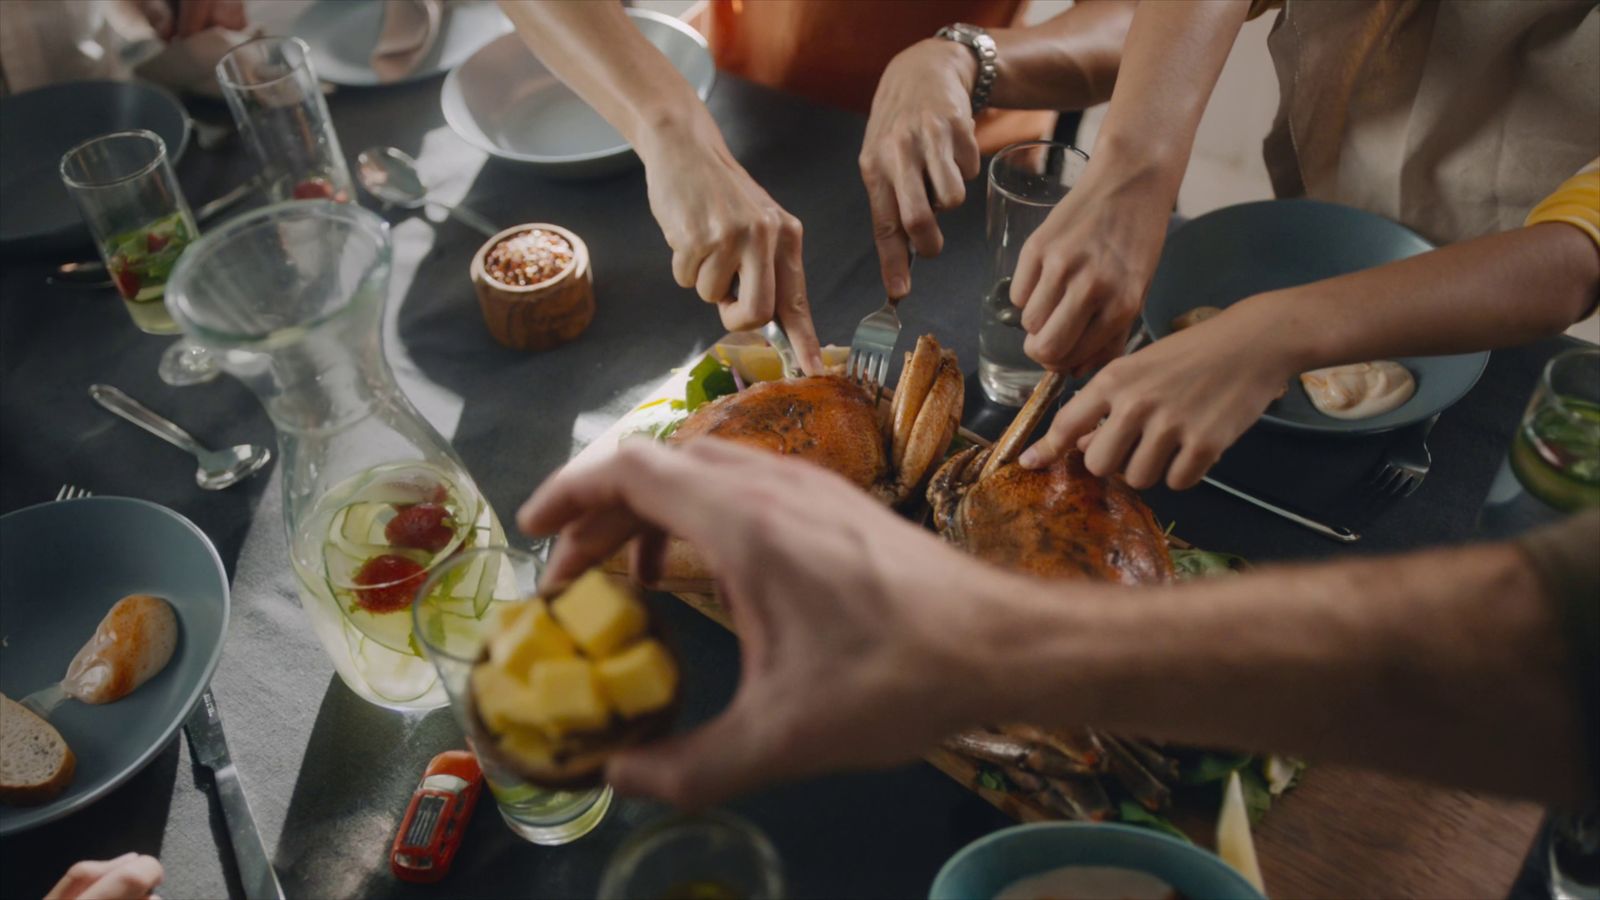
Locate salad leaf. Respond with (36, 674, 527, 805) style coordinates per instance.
(1118, 800, 1192, 843)
(1180, 751, 1253, 786)
(977, 768, 1007, 793)
(1238, 767, 1273, 824)
(683, 355, 739, 412)
(1171, 548, 1249, 579)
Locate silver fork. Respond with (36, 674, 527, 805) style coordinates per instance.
(55, 484, 91, 501)
(1364, 414, 1439, 501)
(847, 254, 914, 394)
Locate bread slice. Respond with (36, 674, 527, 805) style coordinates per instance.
(1, 693, 75, 805)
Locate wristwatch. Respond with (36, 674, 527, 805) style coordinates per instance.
(935, 23, 998, 115)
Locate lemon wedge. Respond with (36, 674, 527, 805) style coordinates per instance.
(1217, 770, 1265, 894)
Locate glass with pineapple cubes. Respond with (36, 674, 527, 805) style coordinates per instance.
(415, 547, 614, 845)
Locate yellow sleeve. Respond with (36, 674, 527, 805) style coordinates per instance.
(1525, 158, 1600, 251)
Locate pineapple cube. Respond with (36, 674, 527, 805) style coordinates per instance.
(488, 599, 577, 675)
(471, 664, 543, 734)
(596, 639, 678, 717)
(497, 724, 555, 768)
(527, 658, 611, 734)
(549, 570, 647, 658)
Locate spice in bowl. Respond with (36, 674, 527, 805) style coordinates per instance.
(484, 229, 576, 288)
(471, 223, 595, 352)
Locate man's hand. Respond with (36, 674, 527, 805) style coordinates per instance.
(46, 854, 164, 900)
(517, 439, 1015, 807)
(638, 127, 823, 374)
(859, 39, 982, 299)
(1009, 156, 1173, 376)
(1020, 306, 1298, 487)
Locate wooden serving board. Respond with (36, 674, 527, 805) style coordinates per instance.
(569, 352, 1543, 899)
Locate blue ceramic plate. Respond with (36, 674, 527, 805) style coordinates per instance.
(1142, 199, 1489, 436)
(0, 497, 229, 836)
(931, 822, 1264, 900)
(0, 80, 190, 252)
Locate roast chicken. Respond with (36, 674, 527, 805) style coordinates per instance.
(927, 372, 1181, 822)
(928, 372, 1174, 584)
(632, 335, 963, 586)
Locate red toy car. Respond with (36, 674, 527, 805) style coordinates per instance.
(391, 750, 484, 883)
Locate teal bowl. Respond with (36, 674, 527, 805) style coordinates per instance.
(930, 822, 1265, 900)
(0, 497, 229, 835)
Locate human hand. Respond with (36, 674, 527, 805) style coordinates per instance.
(1020, 306, 1297, 488)
(1010, 158, 1174, 375)
(636, 126, 823, 374)
(135, 0, 247, 40)
(46, 854, 164, 900)
(859, 39, 982, 298)
(517, 438, 1018, 807)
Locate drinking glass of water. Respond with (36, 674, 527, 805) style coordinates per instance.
(980, 141, 1088, 406)
(216, 36, 354, 204)
(599, 810, 784, 900)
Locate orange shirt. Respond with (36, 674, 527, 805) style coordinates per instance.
(695, 0, 1056, 153)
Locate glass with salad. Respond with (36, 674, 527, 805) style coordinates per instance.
(1511, 348, 1600, 513)
(59, 130, 217, 385)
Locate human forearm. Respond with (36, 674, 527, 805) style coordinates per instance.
(1093, 0, 1249, 176)
(1233, 223, 1600, 374)
(497, 0, 718, 154)
(976, 542, 1586, 803)
(986, 0, 1135, 110)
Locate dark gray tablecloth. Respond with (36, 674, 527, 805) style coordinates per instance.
(0, 72, 1570, 900)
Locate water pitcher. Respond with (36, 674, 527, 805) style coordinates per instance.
(165, 201, 505, 710)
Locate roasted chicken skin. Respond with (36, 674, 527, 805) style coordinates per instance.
(621, 336, 963, 587)
(928, 371, 1173, 585)
(669, 374, 887, 492)
(930, 447, 1174, 585)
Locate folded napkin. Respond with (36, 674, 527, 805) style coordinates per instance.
(370, 0, 445, 83)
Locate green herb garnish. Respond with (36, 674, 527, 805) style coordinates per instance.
(1118, 801, 1192, 843)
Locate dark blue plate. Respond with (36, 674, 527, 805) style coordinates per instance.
(931, 822, 1264, 900)
(0, 80, 190, 253)
(1142, 199, 1490, 436)
(0, 497, 228, 835)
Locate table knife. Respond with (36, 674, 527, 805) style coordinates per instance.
(185, 688, 286, 900)
(1202, 475, 1361, 543)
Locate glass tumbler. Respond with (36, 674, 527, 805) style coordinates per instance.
(59, 130, 218, 386)
(599, 810, 784, 900)
(216, 36, 353, 204)
(980, 141, 1089, 406)
(1510, 347, 1600, 512)
(415, 546, 613, 845)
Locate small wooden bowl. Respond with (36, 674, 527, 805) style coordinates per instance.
(471, 223, 594, 351)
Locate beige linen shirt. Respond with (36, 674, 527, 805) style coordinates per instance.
(1253, 0, 1599, 245)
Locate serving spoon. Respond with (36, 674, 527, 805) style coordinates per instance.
(356, 145, 499, 237)
(90, 384, 272, 490)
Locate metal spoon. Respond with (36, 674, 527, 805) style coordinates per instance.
(90, 384, 272, 490)
(357, 146, 499, 237)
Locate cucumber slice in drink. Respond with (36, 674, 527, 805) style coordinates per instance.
(344, 619, 439, 703)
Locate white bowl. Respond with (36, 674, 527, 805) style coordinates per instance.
(441, 8, 714, 178)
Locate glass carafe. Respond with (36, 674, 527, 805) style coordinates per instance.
(165, 201, 505, 710)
